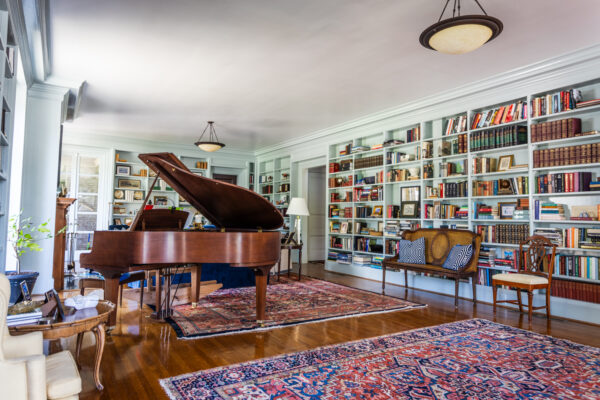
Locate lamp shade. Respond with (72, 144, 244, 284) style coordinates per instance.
(287, 197, 309, 216)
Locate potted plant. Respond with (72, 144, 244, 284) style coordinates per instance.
(6, 213, 62, 304)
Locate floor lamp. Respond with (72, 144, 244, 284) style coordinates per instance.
(287, 197, 309, 244)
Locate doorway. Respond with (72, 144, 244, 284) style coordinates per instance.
(306, 166, 326, 262)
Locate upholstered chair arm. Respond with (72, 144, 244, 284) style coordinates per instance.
(0, 353, 46, 400)
(3, 329, 43, 359)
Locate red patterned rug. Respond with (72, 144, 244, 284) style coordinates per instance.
(160, 318, 600, 399)
(165, 275, 424, 338)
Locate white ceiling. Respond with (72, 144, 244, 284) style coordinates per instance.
(50, 0, 600, 151)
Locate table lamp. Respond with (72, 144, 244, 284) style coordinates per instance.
(287, 197, 310, 243)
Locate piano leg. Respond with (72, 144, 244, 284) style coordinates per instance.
(104, 276, 120, 327)
(190, 264, 202, 306)
(254, 265, 273, 325)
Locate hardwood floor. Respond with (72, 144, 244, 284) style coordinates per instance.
(76, 263, 600, 399)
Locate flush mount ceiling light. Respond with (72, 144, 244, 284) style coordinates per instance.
(194, 121, 225, 152)
(419, 0, 503, 55)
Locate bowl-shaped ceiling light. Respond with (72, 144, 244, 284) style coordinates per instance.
(194, 121, 225, 152)
(420, 0, 502, 55)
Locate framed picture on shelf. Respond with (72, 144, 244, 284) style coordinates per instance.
(133, 190, 144, 201)
(401, 186, 420, 202)
(116, 165, 131, 176)
(117, 179, 141, 189)
(154, 196, 168, 206)
(497, 179, 514, 195)
(113, 218, 122, 225)
(499, 202, 517, 219)
(114, 189, 124, 200)
(340, 221, 349, 234)
(400, 201, 419, 218)
(124, 217, 133, 226)
(497, 155, 514, 171)
(371, 205, 383, 217)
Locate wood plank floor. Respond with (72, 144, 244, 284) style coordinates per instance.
(77, 263, 600, 399)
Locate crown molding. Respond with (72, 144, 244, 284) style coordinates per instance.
(63, 127, 255, 159)
(255, 44, 600, 157)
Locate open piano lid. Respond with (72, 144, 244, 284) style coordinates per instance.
(138, 153, 284, 230)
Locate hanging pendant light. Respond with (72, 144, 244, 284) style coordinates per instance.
(194, 121, 225, 152)
(420, 0, 502, 55)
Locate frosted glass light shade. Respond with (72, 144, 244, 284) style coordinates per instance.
(420, 15, 502, 55)
(195, 142, 225, 152)
(287, 197, 309, 216)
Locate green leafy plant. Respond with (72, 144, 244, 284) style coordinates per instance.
(8, 212, 65, 273)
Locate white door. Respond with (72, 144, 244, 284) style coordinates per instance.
(307, 166, 326, 261)
(59, 149, 108, 271)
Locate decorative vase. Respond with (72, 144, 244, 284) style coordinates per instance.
(5, 271, 39, 304)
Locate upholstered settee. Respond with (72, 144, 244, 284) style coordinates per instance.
(0, 274, 82, 400)
(382, 228, 482, 307)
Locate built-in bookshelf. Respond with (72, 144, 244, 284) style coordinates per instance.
(0, 6, 17, 266)
(326, 77, 600, 304)
(111, 151, 210, 226)
(247, 162, 255, 191)
(258, 156, 291, 233)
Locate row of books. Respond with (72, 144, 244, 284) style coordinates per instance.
(469, 125, 527, 151)
(383, 221, 420, 237)
(258, 175, 273, 183)
(329, 160, 353, 173)
(386, 240, 400, 256)
(328, 251, 352, 264)
(355, 206, 377, 218)
(532, 143, 600, 168)
(354, 186, 383, 202)
(530, 117, 583, 142)
(338, 143, 353, 156)
(534, 227, 600, 249)
(472, 177, 529, 196)
(328, 176, 353, 188)
(438, 134, 468, 155)
(551, 279, 600, 304)
(387, 205, 400, 219)
(530, 89, 582, 117)
(472, 157, 497, 174)
(330, 191, 352, 203)
(444, 115, 468, 135)
(421, 141, 433, 159)
(355, 154, 384, 169)
(534, 201, 566, 220)
(439, 160, 466, 177)
(328, 205, 352, 218)
(535, 172, 595, 193)
(330, 237, 352, 250)
(355, 238, 383, 253)
(423, 163, 434, 179)
(476, 224, 529, 244)
(261, 185, 273, 194)
(405, 126, 421, 143)
(355, 171, 384, 185)
(426, 181, 468, 199)
(471, 101, 527, 130)
(278, 184, 290, 193)
(554, 255, 599, 281)
(386, 151, 417, 165)
(477, 268, 509, 287)
(424, 203, 468, 219)
(387, 168, 419, 182)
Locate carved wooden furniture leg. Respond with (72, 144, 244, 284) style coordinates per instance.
(516, 288, 523, 312)
(546, 289, 551, 318)
(104, 276, 120, 327)
(404, 269, 408, 288)
(75, 332, 84, 368)
(381, 265, 386, 293)
(454, 278, 459, 308)
(155, 270, 162, 314)
(92, 323, 106, 391)
(254, 265, 272, 324)
(287, 248, 291, 279)
(472, 276, 477, 304)
(527, 291, 533, 322)
(277, 255, 281, 282)
(492, 284, 497, 313)
(190, 264, 202, 306)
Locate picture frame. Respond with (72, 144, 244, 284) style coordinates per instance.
(497, 155, 514, 171)
(499, 202, 517, 219)
(19, 280, 32, 302)
(124, 217, 133, 226)
(340, 221, 349, 234)
(498, 179, 514, 195)
(133, 190, 144, 201)
(116, 165, 131, 176)
(371, 205, 383, 217)
(400, 201, 420, 218)
(117, 179, 141, 189)
(401, 186, 420, 202)
(114, 189, 124, 200)
(154, 196, 168, 206)
(113, 218, 122, 225)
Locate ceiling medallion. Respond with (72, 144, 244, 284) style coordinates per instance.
(420, 0, 503, 55)
(194, 121, 225, 152)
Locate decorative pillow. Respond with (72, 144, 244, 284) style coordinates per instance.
(397, 237, 426, 264)
(441, 244, 473, 270)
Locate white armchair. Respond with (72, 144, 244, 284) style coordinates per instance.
(0, 274, 82, 400)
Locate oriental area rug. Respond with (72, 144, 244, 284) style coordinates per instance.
(165, 276, 424, 339)
(160, 318, 600, 400)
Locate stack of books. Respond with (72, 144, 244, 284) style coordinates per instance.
(7, 310, 42, 326)
(351, 145, 370, 154)
(354, 255, 371, 266)
(535, 201, 566, 220)
(383, 139, 404, 147)
(337, 253, 352, 264)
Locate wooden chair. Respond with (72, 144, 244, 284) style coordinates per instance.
(492, 235, 556, 322)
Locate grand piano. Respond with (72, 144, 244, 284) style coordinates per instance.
(80, 153, 283, 327)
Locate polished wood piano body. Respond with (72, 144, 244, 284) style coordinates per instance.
(80, 153, 283, 327)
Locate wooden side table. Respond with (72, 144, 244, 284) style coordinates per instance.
(278, 243, 303, 281)
(9, 300, 115, 391)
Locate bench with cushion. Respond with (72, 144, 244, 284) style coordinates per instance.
(382, 228, 482, 307)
